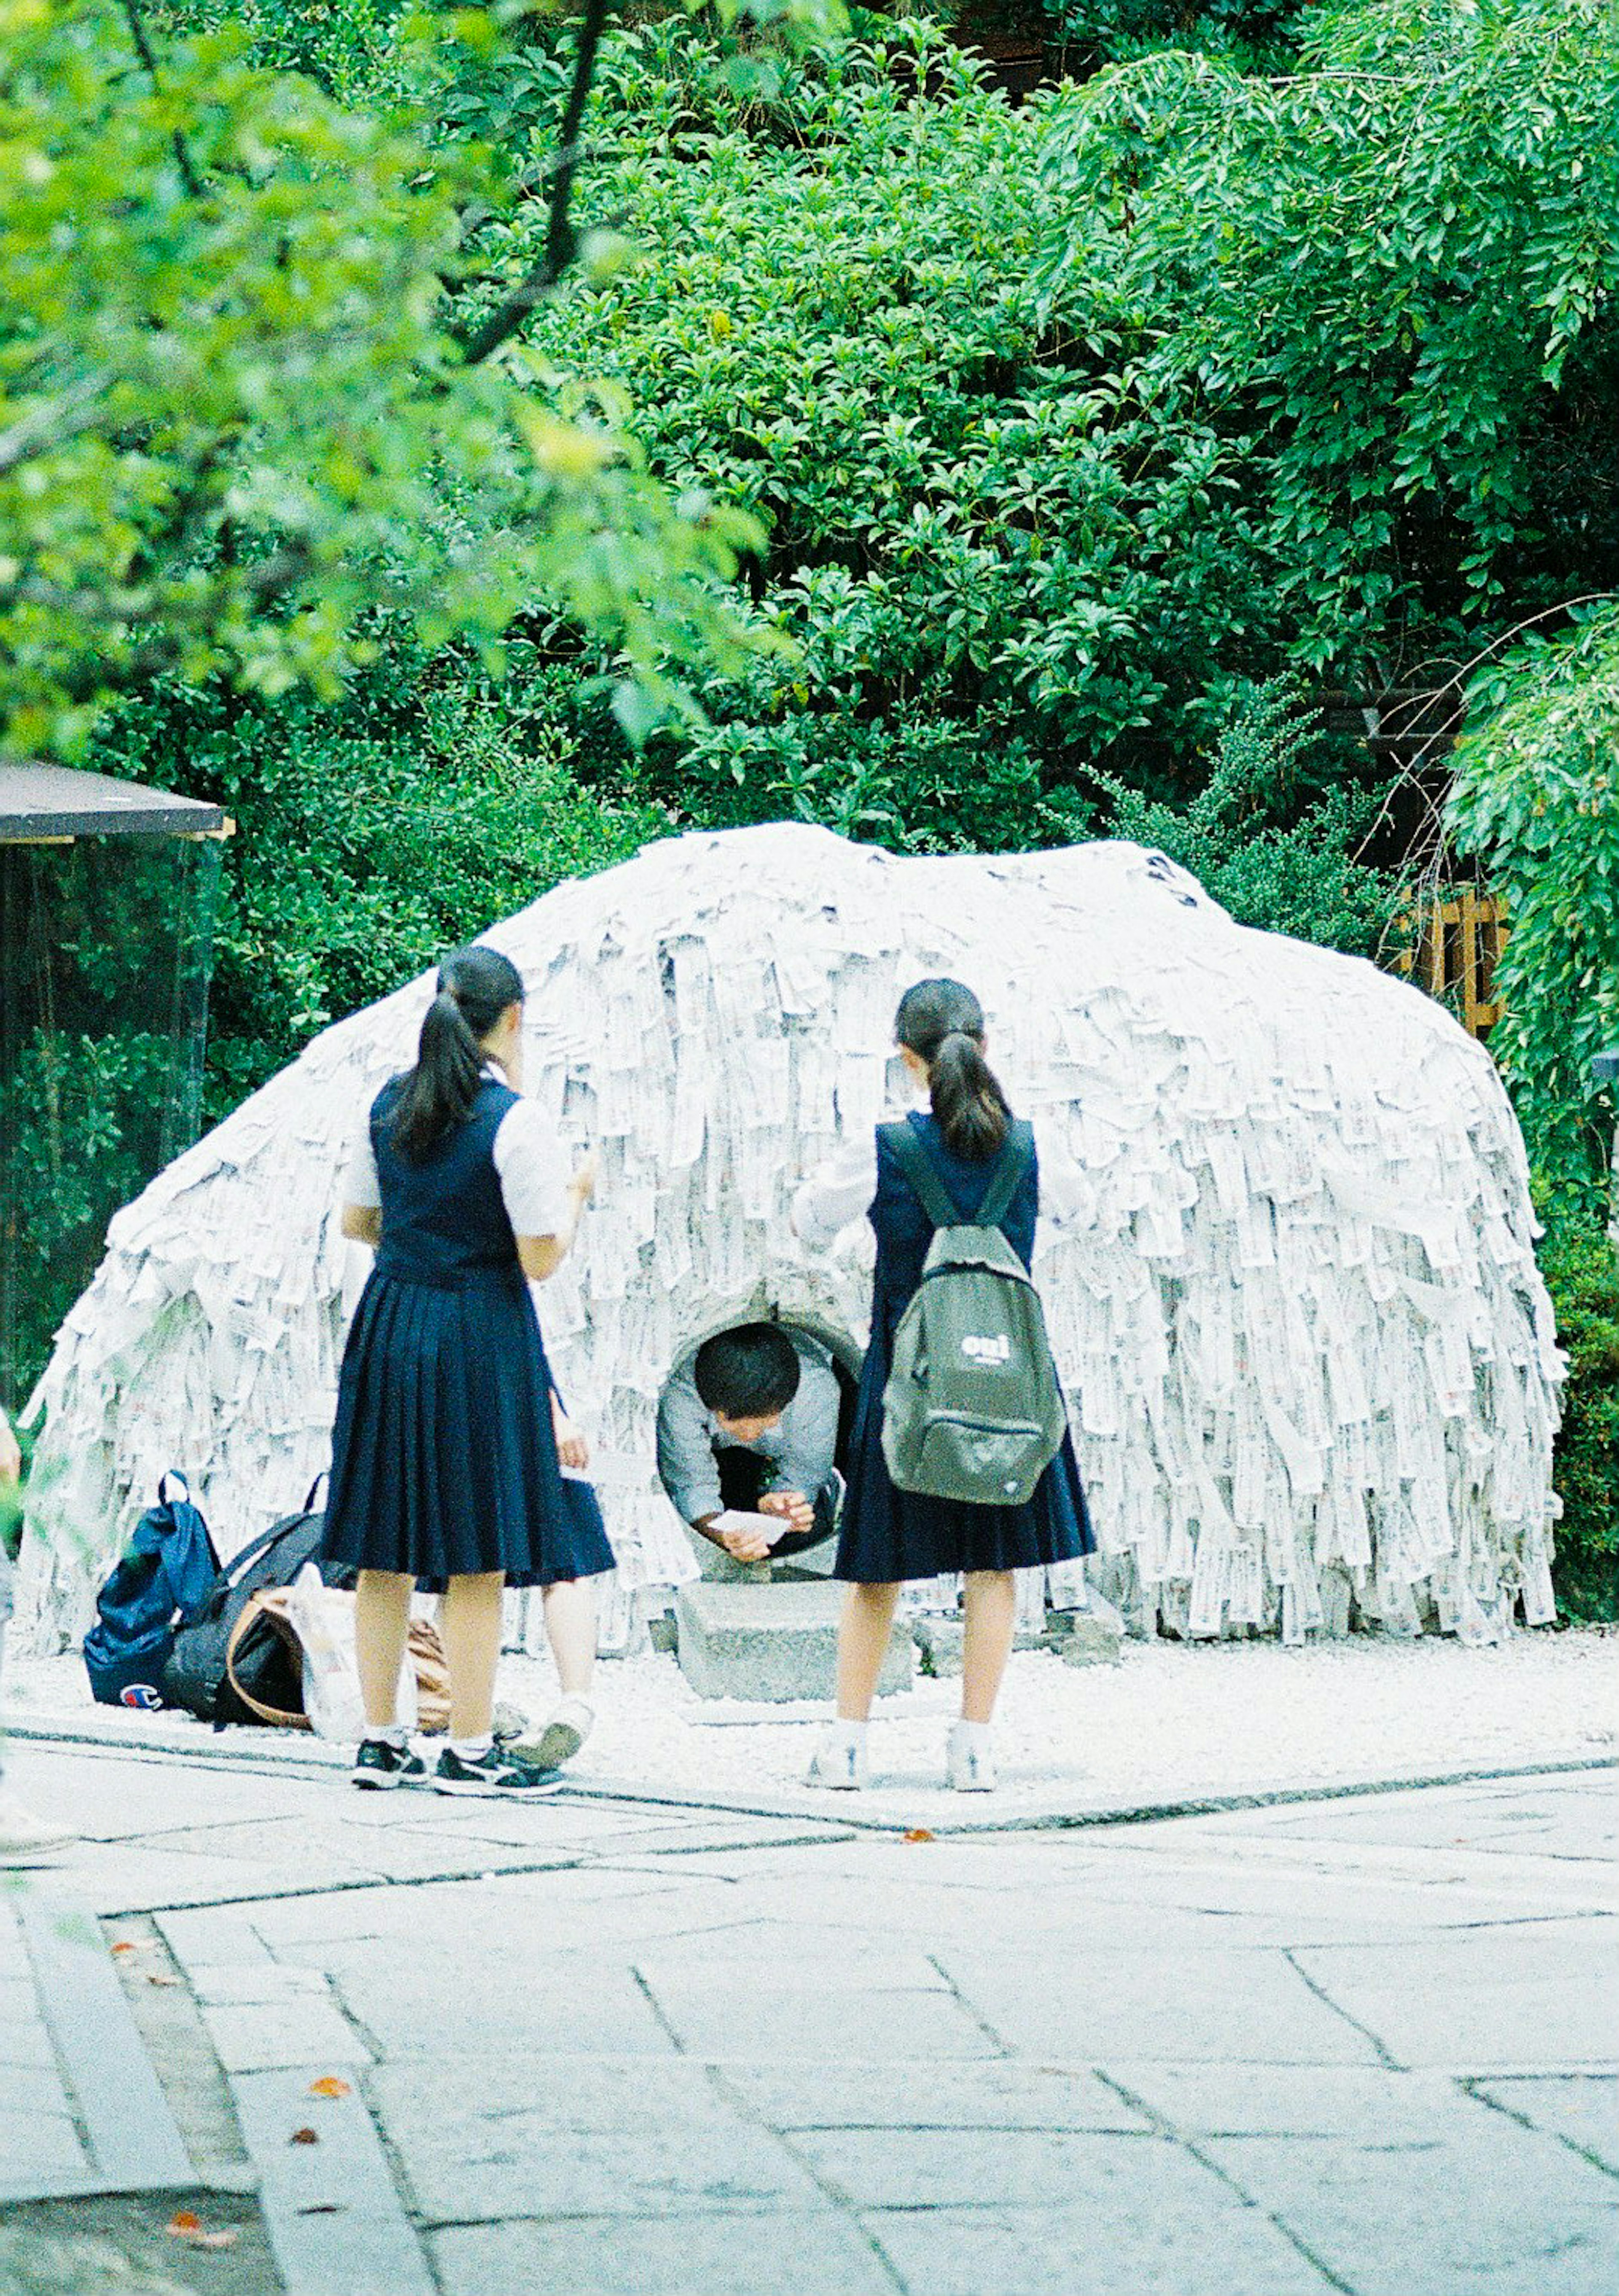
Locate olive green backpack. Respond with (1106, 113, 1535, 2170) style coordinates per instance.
(879, 1121, 1069, 1507)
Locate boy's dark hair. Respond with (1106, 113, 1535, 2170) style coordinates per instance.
(694, 1324, 801, 1421)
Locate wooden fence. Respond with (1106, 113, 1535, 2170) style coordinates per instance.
(1395, 889, 1509, 1038)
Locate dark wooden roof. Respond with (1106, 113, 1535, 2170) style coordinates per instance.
(0, 764, 228, 842)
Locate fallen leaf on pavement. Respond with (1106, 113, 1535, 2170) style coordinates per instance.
(307, 2075, 352, 2098)
(111, 1941, 140, 1957)
(289, 2126, 320, 2145)
(146, 1972, 181, 1987)
(166, 2213, 202, 2236)
(902, 1828, 935, 1843)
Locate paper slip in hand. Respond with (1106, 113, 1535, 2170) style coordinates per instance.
(710, 1508, 793, 1549)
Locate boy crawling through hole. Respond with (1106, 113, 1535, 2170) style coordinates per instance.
(656, 1323, 843, 1564)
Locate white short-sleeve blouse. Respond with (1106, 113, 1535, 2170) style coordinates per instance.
(341, 1067, 571, 1239)
(791, 1126, 1093, 1252)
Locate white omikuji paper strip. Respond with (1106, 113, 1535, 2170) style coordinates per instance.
(11, 825, 1563, 1657)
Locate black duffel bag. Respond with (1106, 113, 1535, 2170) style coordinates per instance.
(162, 1479, 353, 1725)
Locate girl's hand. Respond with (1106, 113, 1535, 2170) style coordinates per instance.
(570, 1148, 599, 1206)
(551, 1395, 589, 1472)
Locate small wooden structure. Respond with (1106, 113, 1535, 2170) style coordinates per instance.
(1397, 889, 1509, 1038)
(0, 764, 230, 1405)
(0, 764, 229, 846)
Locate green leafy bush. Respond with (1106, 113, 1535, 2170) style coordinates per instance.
(1047, 0, 1302, 69)
(1031, 0, 1619, 667)
(1540, 1221, 1619, 1623)
(1447, 603, 1619, 1223)
(1097, 679, 1401, 956)
(2, 1, 775, 760)
(90, 666, 669, 1116)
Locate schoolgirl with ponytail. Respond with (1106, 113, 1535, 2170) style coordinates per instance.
(321, 943, 611, 1796)
(792, 978, 1095, 1793)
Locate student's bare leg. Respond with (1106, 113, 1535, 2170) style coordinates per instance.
(836, 1583, 901, 1721)
(960, 1569, 1017, 1724)
(439, 1572, 505, 1739)
(355, 1570, 413, 1730)
(541, 1577, 597, 1700)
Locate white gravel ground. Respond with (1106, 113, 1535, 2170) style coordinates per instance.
(6, 1627, 1614, 1825)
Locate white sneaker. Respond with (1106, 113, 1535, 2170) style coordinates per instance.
(512, 1696, 594, 1772)
(0, 1790, 77, 1866)
(947, 1722, 996, 1793)
(805, 1725, 869, 1791)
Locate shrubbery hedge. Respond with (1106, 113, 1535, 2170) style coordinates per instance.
(1539, 1222, 1619, 1622)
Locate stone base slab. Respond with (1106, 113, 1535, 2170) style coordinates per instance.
(675, 1582, 914, 1703)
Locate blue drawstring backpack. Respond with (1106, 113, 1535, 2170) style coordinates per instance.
(83, 1473, 220, 1709)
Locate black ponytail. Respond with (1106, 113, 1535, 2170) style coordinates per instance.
(390, 944, 524, 1163)
(894, 977, 1011, 1162)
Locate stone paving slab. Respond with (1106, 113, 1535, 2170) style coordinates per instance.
(1292, 1915, 1619, 2070)
(332, 1954, 683, 2059)
(1190, 2121, 1617, 2296)
(635, 1967, 1004, 2065)
(430, 2210, 900, 2296)
(861, 2176, 1339, 2296)
(0, 1887, 191, 2206)
(387, 2083, 830, 2223)
(1470, 2073, 1619, 2175)
(933, 1942, 1382, 2065)
(231, 2069, 434, 2296)
(200, 1995, 371, 2078)
(799, 2124, 1173, 2210)
(715, 2060, 1154, 2134)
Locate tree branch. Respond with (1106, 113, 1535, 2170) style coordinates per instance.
(457, 0, 612, 368)
(119, 0, 203, 200)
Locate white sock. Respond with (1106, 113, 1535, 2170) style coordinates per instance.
(952, 1720, 991, 1747)
(451, 1735, 493, 1761)
(366, 1723, 409, 1750)
(826, 1719, 868, 1746)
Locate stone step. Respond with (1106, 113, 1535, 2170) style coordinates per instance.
(674, 1581, 914, 1703)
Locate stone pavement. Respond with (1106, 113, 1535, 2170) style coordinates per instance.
(0, 1736, 1615, 2295)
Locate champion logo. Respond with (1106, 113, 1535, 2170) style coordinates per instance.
(120, 1684, 164, 1711)
(961, 1334, 1011, 1366)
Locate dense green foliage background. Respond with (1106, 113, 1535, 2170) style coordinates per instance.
(1536, 1221, 1619, 1623)
(90, 0, 1615, 1116)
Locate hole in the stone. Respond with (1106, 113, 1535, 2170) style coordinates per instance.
(656, 1317, 861, 1564)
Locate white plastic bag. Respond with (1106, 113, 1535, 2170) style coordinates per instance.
(285, 1563, 416, 1741)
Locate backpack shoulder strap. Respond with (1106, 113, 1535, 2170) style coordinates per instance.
(974, 1125, 1032, 1231)
(212, 1517, 292, 1599)
(880, 1121, 961, 1231)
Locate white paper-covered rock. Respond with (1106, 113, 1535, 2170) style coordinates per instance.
(13, 824, 1562, 1654)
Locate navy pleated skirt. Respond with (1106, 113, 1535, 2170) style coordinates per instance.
(321, 1265, 614, 1591)
(834, 1319, 1095, 1585)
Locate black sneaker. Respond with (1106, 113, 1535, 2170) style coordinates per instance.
(434, 1745, 562, 1797)
(351, 1738, 428, 1791)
